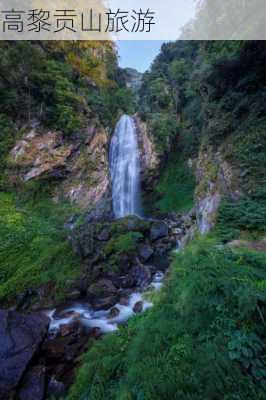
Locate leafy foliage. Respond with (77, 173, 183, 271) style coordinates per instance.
(0, 192, 81, 304)
(104, 232, 143, 255)
(0, 41, 135, 133)
(216, 189, 266, 241)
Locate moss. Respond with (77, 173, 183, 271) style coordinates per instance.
(109, 217, 151, 236)
(104, 232, 143, 256)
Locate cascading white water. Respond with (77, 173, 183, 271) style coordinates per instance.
(109, 114, 142, 218)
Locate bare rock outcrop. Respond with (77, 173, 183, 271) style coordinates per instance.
(195, 146, 242, 233)
(9, 123, 112, 214)
(0, 310, 49, 400)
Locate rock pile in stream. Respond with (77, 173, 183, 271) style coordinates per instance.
(69, 214, 196, 309)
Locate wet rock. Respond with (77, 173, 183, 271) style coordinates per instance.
(43, 334, 88, 363)
(18, 365, 46, 400)
(97, 228, 110, 241)
(87, 279, 118, 299)
(117, 274, 136, 289)
(71, 224, 95, 258)
(119, 296, 130, 306)
(196, 192, 221, 234)
(128, 262, 152, 288)
(0, 310, 49, 400)
(90, 327, 102, 339)
(65, 290, 81, 301)
(108, 307, 120, 319)
(154, 238, 173, 256)
(139, 244, 154, 261)
(53, 309, 81, 320)
(133, 301, 143, 313)
(58, 321, 83, 337)
(150, 221, 169, 241)
(47, 377, 66, 399)
(91, 296, 118, 311)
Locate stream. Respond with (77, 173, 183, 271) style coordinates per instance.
(45, 271, 164, 336)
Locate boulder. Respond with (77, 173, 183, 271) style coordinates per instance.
(139, 244, 154, 261)
(119, 296, 130, 306)
(53, 309, 81, 320)
(97, 228, 110, 241)
(90, 327, 102, 339)
(108, 307, 120, 319)
(71, 224, 95, 258)
(0, 310, 49, 400)
(150, 221, 169, 241)
(58, 321, 83, 338)
(65, 290, 81, 301)
(87, 279, 118, 299)
(91, 296, 118, 311)
(43, 334, 88, 363)
(128, 262, 152, 288)
(47, 377, 66, 399)
(133, 301, 143, 313)
(18, 365, 46, 400)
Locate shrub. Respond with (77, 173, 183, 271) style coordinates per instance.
(216, 191, 266, 242)
(0, 192, 81, 304)
(104, 232, 143, 255)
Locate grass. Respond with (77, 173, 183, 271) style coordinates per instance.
(0, 192, 82, 305)
(67, 236, 266, 400)
(145, 155, 195, 215)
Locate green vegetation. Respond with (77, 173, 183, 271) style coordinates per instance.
(145, 155, 195, 215)
(0, 41, 135, 133)
(104, 232, 144, 255)
(68, 236, 266, 400)
(216, 189, 266, 242)
(0, 192, 81, 304)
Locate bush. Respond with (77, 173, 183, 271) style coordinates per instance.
(0, 192, 81, 304)
(216, 191, 266, 242)
(104, 232, 143, 255)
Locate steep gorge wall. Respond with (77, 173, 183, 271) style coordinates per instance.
(8, 121, 112, 216)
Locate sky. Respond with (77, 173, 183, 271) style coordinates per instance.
(116, 40, 167, 73)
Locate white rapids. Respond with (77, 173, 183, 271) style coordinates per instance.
(109, 114, 142, 218)
(45, 272, 164, 336)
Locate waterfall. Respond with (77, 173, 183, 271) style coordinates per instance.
(109, 115, 142, 218)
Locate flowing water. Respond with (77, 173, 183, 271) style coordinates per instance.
(109, 114, 142, 218)
(46, 272, 164, 336)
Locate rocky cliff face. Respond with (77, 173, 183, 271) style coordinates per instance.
(195, 146, 242, 233)
(9, 122, 112, 215)
(134, 115, 160, 190)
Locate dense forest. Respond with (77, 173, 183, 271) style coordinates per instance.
(0, 40, 265, 400)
